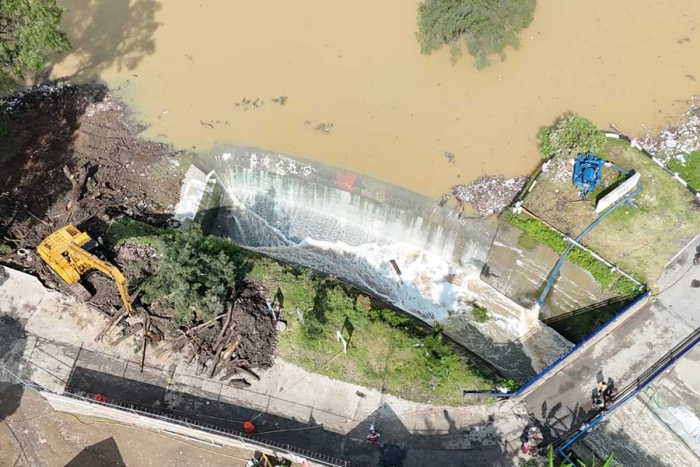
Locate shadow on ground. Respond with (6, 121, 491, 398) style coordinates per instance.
(543, 294, 639, 344)
(0, 314, 27, 423)
(65, 365, 512, 467)
(64, 437, 126, 467)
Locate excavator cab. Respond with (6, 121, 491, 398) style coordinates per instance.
(37, 225, 133, 314)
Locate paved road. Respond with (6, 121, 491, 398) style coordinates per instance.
(522, 241, 700, 460)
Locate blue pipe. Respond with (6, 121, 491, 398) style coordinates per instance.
(537, 180, 642, 306)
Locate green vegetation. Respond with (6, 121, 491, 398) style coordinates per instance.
(110, 219, 495, 404)
(139, 225, 251, 325)
(502, 212, 640, 295)
(496, 379, 520, 392)
(471, 302, 489, 322)
(247, 258, 495, 405)
(416, 0, 536, 68)
(524, 122, 700, 286)
(538, 114, 607, 159)
(0, 243, 11, 255)
(668, 150, 700, 190)
(0, 0, 71, 95)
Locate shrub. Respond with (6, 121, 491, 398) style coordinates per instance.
(538, 114, 606, 159)
(416, 0, 536, 68)
(0, 243, 11, 255)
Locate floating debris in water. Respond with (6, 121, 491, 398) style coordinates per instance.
(634, 99, 700, 163)
(235, 97, 264, 111)
(443, 151, 456, 163)
(315, 122, 334, 133)
(439, 175, 528, 218)
(271, 95, 288, 105)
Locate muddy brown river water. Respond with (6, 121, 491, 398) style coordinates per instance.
(51, 0, 700, 198)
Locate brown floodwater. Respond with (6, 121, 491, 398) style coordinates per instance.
(51, 0, 700, 198)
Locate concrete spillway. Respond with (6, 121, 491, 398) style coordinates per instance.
(175, 146, 572, 380)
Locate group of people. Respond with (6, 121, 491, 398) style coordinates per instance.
(592, 380, 618, 411)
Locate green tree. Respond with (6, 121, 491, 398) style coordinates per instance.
(416, 0, 536, 68)
(0, 0, 70, 93)
(141, 226, 239, 325)
(538, 114, 606, 159)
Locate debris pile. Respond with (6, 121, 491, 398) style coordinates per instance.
(439, 175, 528, 217)
(0, 82, 183, 267)
(137, 279, 279, 387)
(634, 99, 700, 162)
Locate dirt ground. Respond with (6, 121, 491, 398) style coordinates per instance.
(0, 386, 265, 467)
(0, 82, 184, 262)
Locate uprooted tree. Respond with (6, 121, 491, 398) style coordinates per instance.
(141, 226, 249, 325)
(416, 0, 536, 68)
(0, 0, 71, 94)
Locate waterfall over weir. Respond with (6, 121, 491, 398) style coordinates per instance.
(177, 147, 572, 380)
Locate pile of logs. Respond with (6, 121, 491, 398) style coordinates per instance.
(97, 280, 278, 388)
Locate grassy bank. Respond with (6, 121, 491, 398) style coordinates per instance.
(106, 220, 496, 405)
(668, 150, 700, 190)
(502, 212, 640, 296)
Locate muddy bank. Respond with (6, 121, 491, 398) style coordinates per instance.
(0, 82, 183, 257)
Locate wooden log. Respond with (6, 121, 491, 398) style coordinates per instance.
(235, 366, 260, 381)
(212, 336, 241, 378)
(207, 330, 233, 378)
(95, 309, 127, 342)
(110, 323, 143, 346)
(140, 313, 151, 373)
(187, 314, 226, 333)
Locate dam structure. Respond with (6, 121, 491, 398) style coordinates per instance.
(176, 146, 572, 381)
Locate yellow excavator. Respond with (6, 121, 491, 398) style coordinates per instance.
(37, 225, 134, 315)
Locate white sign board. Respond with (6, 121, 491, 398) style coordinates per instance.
(595, 172, 641, 214)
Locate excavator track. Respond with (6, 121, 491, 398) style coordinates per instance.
(67, 282, 93, 302)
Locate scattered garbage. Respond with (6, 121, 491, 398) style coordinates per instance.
(634, 99, 700, 162)
(315, 122, 334, 133)
(439, 175, 528, 218)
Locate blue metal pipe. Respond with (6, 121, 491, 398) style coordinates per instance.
(537, 180, 642, 306)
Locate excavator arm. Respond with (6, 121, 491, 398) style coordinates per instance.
(66, 244, 134, 315)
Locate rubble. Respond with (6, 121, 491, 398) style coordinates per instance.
(439, 175, 528, 217)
